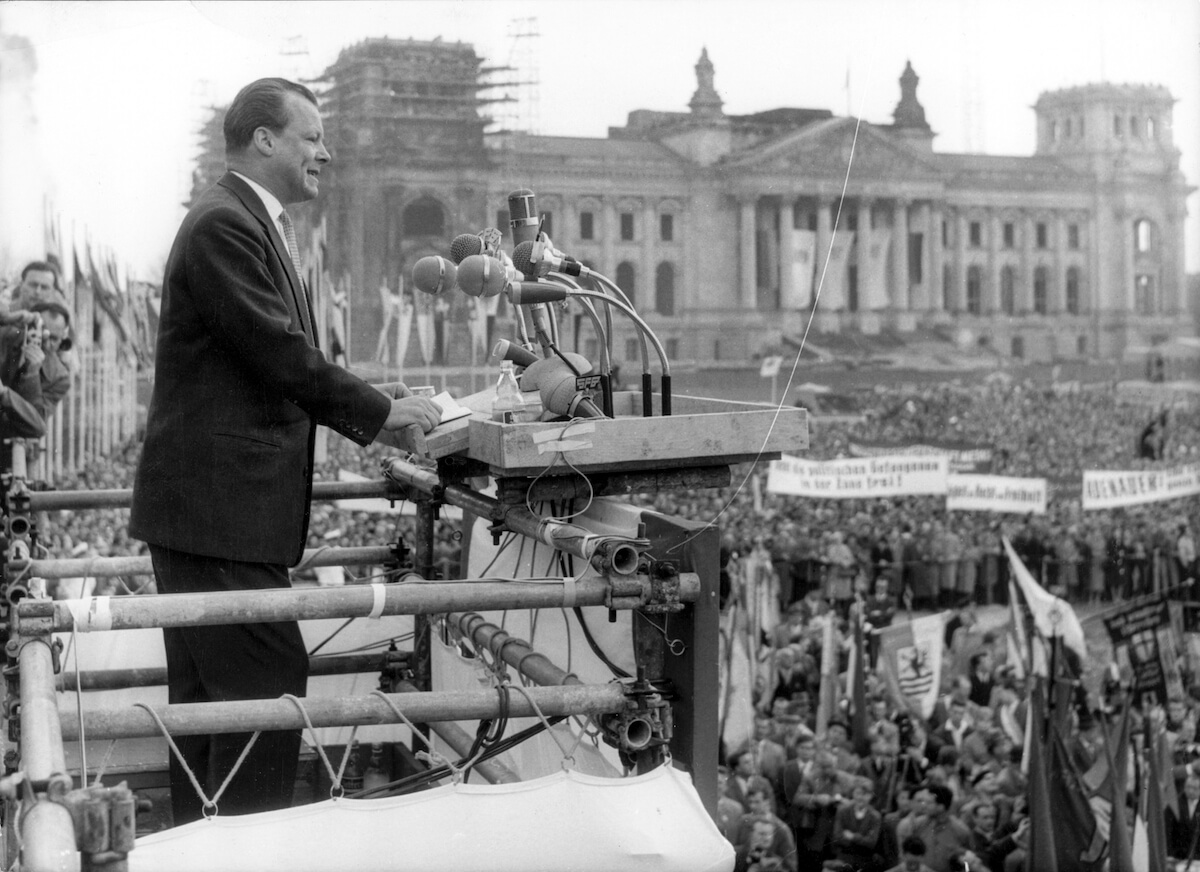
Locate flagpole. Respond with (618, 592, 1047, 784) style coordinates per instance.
(1081, 578, 1194, 625)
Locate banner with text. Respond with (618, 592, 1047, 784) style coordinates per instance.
(1102, 597, 1182, 708)
(946, 474, 1048, 515)
(766, 454, 949, 499)
(1081, 463, 1200, 510)
(847, 438, 994, 473)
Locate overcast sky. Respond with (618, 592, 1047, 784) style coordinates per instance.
(1, 0, 1197, 279)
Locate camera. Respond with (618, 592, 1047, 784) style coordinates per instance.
(24, 313, 43, 350)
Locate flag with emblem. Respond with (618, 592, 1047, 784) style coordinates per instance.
(876, 612, 945, 719)
(1004, 537, 1086, 668)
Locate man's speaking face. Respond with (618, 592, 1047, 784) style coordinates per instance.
(263, 92, 331, 205)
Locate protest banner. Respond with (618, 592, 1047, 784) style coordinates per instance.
(766, 454, 949, 499)
(946, 474, 1048, 514)
(1081, 463, 1200, 510)
(847, 437, 994, 473)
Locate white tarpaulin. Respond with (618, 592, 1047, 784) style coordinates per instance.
(131, 764, 735, 872)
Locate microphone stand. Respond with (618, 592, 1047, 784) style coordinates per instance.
(543, 275, 614, 417)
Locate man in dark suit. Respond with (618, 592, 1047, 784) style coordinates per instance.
(129, 77, 440, 826)
(1169, 771, 1200, 860)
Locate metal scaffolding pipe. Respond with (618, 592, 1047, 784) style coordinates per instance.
(383, 458, 643, 575)
(56, 651, 409, 692)
(449, 612, 579, 689)
(19, 639, 71, 787)
(19, 575, 698, 635)
(58, 684, 626, 741)
(28, 545, 398, 581)
(27, 479, 408, 512)
(395, 681, 519, 785)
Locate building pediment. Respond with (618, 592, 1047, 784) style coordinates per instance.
(725, 117, 941, 181)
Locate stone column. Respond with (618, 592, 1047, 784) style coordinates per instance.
(928, 202, 943, 312)
(1053, 212, 1067, 313)
(986, 211, 1001, 313)
(1020, 211, 1034, 312)
(854, 199, 870, 310)
(892, 199, 910, 310)
(601, 199, 617, 277)
(815, 197, 831, 293)
(739, 196, 757, 309)
(779, 199, 797, 309)
(642, 199, 656, 310)
(762, 200, 779, 309)
(1120, 214, 1136, 312)
(1168, 203, 1188, 315)
(953, 209, 968, 312)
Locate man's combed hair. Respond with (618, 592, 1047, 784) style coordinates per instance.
(223, 78, 318, 155)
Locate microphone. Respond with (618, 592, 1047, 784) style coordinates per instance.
(489, 338, 540, 369)
(508, 189, 540, 246)
(449, 233, 484, 264)
(511, 240, 550, 279)
(521, 356, 605, 419)
(507, 282, 571, 305)
(457, 254, 520, 298)
(533, 235, 595, 280)
(411, 256, 457, 296)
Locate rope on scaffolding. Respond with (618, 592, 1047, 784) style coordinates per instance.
(279, 694, 358, 799)
(132, 702, 260, 818)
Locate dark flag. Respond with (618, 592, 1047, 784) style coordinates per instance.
(1137, 410, 1168, 460)
(1026, 680, 1058, 871)
(849, 598, 870, 757)
(1144, 724, 1170, 871)
(1048, 714, 1105, 870)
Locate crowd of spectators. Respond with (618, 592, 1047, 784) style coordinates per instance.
(17, 373, 1200, 870)
(641, 379, 1199, 614)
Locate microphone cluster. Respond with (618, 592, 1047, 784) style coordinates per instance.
(407, 188, 673, 419)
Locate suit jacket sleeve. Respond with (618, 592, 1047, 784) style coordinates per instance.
(184, 203, 389, 443)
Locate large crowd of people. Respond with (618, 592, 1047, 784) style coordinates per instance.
(19, 370, 1200, 869)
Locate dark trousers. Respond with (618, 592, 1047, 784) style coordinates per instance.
(149, 545, 309, 825)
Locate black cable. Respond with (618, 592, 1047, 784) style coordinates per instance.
(573, 606, 631, 679)
(351, 714, 566, 798)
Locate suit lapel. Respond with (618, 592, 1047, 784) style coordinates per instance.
(218, 173, 317, 344)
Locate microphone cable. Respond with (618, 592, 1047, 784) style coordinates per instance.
(664, 56, 876, 557)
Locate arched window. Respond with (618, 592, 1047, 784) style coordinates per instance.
(1065, 267, 1081, 314)
(1033, 267, 1048, 314)
(966, 265, 982, 314)
(1147, 117, 1156, 139)
(1000, 266, 1015, 315)
(402, 197, 445, 238)
(616, 261, 637, 303)
(1135, 219, 1153, 254)
(655, 262, 676, 316)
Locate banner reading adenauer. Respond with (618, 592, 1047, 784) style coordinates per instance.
(946, 474, 1047, 515)
(766, 454, 949, 498)
(1081, 463, 1200, 510)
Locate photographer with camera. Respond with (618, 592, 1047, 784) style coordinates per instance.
(0, 263, 71, 456)
(8, 262, 74, 419)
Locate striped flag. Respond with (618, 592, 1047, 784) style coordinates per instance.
(877, 612, 946, 719)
